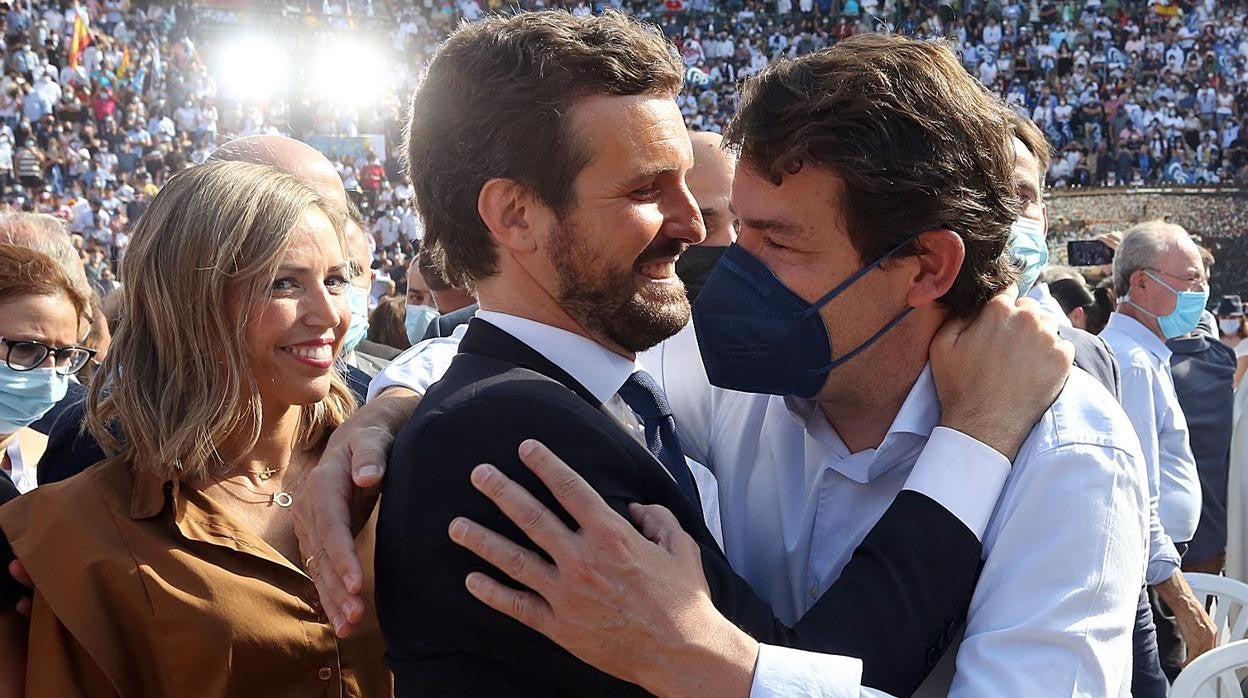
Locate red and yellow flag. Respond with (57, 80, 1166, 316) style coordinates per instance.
(68, 12, 90, 68)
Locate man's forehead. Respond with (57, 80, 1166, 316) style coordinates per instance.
(571, 94, 691, 171)
(1011, 137, 1042, 182)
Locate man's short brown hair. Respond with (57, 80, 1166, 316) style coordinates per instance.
(725, 34, 1019, 317)
(406, 11, 684, 290)
(1010, 113, 1052, 176)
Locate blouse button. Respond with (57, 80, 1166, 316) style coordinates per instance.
(317, 667, 334, 681)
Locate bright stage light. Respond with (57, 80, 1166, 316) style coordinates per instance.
(215, 39, 290, 102)
(310, 40, 392, 105)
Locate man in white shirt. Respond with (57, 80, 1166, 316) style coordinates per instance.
(1100, 221, 1216, 680)
(295, 30, 1092, 698)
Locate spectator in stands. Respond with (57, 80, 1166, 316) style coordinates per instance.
(1215, 294, 1248, 387)
(358, 152, 385, 209)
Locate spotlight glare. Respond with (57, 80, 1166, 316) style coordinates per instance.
(217, 39, 289, 101)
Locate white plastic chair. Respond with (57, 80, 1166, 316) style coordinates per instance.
(1170, 638, 1248, 698)
(1186, 573, 1248, 645)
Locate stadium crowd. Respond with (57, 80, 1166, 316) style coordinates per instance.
(0, 0, 1238, 305)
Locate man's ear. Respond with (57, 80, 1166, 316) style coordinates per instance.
(904, 229, 964, 308)
(478, 178, 538, 254)
(1070, 306, 1087, 329)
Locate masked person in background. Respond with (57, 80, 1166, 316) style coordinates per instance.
(1213, 295, 1248, 388)
(0, 244, 92, 498)
(673, 131, 736, 303)
(342, 218, 398, 375)
(1101, 220, 1217, 682)
(0, 243, 93, 697)
(404, 259, 439, 345)
(416, 243, 477, 341)
(1009, 114, 1212, 697)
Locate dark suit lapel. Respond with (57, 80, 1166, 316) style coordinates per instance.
(457, 318, 723, 551)
(458, 319, 603, 407)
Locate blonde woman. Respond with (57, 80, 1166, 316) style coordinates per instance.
(0, 161, 390, 697)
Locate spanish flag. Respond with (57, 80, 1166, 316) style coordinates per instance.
(68, 12, 90, 69)
(117, 46, 131, 78)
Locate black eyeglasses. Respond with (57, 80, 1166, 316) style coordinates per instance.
(0, 338, 97, 376)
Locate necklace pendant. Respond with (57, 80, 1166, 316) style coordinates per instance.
(258, 467, 275, 481)
(272, 491, 294, 508)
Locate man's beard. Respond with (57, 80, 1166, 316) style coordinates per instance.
(549, 218, 690, 353)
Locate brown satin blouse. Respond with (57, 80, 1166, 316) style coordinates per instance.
(0, 457, 392, 697)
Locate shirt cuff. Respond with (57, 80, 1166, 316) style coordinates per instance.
(903, 426, 1011, 541)
(750, 644, 863, 698)
(1146, 539, 1183, 587)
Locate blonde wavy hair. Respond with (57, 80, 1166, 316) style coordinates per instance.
(87, 161, 356, 482)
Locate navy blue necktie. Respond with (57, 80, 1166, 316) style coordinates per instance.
(617, 370, 703, 516)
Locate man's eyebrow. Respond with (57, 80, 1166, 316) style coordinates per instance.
(741, 217, 802, 234)
(621, 165, 681, 187)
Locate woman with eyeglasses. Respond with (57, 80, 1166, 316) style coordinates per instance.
(0, 243, 93, 497)
(0, 161, 390, 697)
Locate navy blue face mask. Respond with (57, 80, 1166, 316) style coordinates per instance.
(692, 236, 916, 399)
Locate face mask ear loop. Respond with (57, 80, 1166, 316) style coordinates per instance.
(800, 234, 920, 320)
(807, 306, 915, 377)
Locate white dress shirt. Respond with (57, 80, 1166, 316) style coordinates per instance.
(1101, 312, 1202, 554)
(1226, 381, 1248, 585)
(373, 317, 1025, 697)
(1026, 282, 1073, 327)
(646, 324, 1148, 697)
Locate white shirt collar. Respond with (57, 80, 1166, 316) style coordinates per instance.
(475, 310, 638, 404)
(783, 365, 940, 484)
(1106, 311, 1171, 363)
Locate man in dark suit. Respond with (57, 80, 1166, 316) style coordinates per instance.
(375, 13, 1072, 697)
(420, 302, 476, 340)
(1169, 331, 1236, 574)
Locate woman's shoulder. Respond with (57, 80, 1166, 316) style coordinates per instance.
(0, 457, 134, 556)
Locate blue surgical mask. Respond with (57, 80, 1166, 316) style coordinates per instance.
(0, 364, 70, 435)
(405, 304, 439, 345)
(1008, 215, 1049, 293)
(341, 285, 370, 356)
(692, 236, 915, 399)
(1127, 270, 1210, 340)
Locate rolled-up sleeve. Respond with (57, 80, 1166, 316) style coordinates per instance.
(365, 329, 464, 402)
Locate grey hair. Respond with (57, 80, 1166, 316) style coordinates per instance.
(0, 212, 93, 303)
(1113, 220, 1183, 297)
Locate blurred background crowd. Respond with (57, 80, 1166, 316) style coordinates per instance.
(0, 0, 1242, 340)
